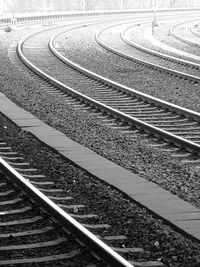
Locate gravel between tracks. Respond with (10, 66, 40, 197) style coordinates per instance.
(0, 26, 200, 266)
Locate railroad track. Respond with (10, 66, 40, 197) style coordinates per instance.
(17, 23, 200, 170)
(0, 139, 155, 266)
(0, 14, 199, 266)
(170, 19, 200, 48)
(0, 156, 100, 266)
(96, 18, 200, 82)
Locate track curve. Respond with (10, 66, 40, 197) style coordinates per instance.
(17, 22, 200, 165)
(1, 12, 200, 266)
(0, 136, 138, 266)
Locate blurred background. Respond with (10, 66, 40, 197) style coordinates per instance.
(0, 0, 199, 14)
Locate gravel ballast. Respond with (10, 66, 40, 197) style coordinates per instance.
(53, 24, 200, 205)
(55, 24, 200, 113)
(0, 27, 198, 209)
(0, 22, 200, 266)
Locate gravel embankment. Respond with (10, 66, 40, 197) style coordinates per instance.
(0, 25, 200, 266)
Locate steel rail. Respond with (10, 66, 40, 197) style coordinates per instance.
(50, 23, 200, 123)
(121, 20, 200, 67)
(95, 20, 200, 84)
(0, 156, 133, 267)
(48, 27, 200, 154)
(17, 26, 200, 154)
(170, 19, 200, 49)
(94, 22, 200, 121)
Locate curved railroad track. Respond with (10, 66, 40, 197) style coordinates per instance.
(0, 12, 199, 266)
(122, 22, 200, 66)
(17, 22, 200, 170)
(0, 138, 146, 266)
(97, 18, 200, 81)
(170, 19, 200, 49)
